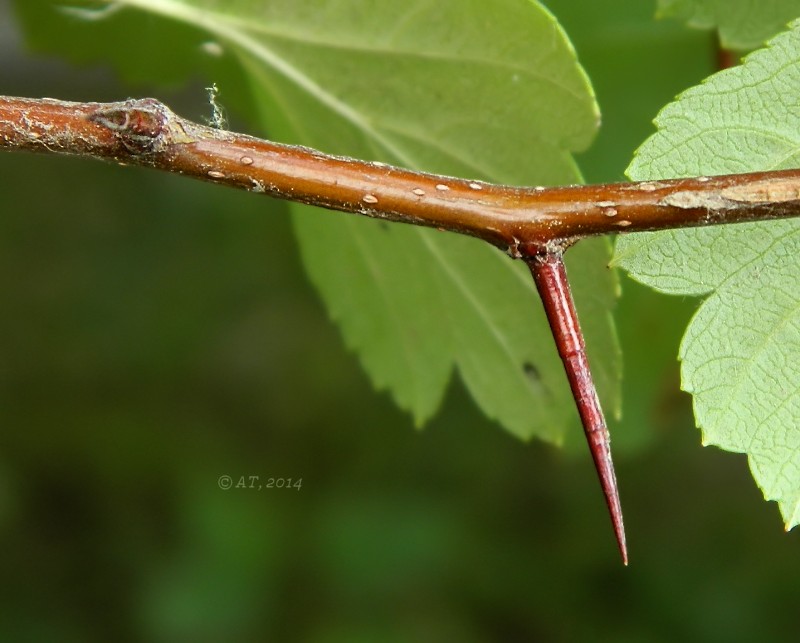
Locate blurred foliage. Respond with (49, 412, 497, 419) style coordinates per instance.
(658, 0, 800, 50)
(11, 0, 621, 445)
(1, 1, 799, 642)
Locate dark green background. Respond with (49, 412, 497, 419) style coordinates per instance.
(1, 1, 798, 641)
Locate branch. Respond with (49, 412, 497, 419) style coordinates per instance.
(5, 94, 795, 565)
(3, 95, 800, 257)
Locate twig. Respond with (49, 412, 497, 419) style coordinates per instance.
(3, 95, 800, 257)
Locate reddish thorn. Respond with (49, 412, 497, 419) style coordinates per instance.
(528, 250, 628, 565)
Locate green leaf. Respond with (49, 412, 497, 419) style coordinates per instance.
(545, 0, 713, 456)
(13, 0, 620, 441)
(613, 21, 800, 527)
(658, 0, 800, 50)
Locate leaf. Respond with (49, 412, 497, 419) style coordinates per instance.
(658, 0, 800, 50)
(613, 21, 800, 527)
(13, 0, 621, 441)
(548, 0, 715, 182)
(545, 0, 713, 456)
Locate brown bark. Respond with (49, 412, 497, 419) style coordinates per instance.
(3, 96, 800, 258)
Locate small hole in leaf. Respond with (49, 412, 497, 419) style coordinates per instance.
(523, 362, 540, 380)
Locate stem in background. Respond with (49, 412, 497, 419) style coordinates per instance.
(528, 249, 627, 566)
(717, 47, 737, 70)
(3, 95, 800, 259)
(715, 32, 738, 70)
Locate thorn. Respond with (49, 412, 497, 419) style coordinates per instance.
(590, 433, 628, 565)
(528, 250, 628, 565)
